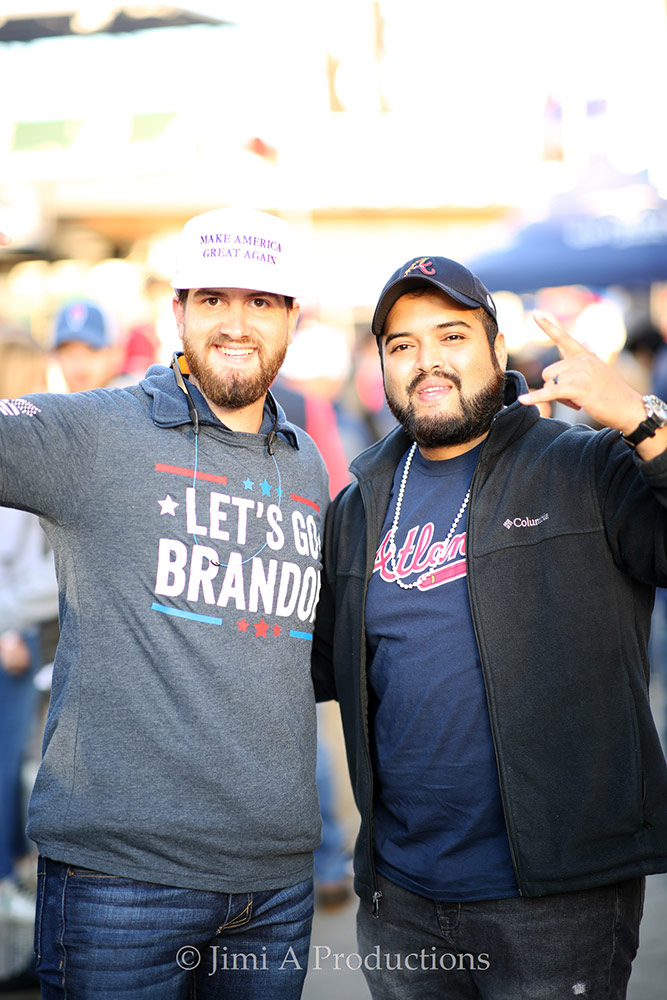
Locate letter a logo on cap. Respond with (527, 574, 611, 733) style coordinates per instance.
(402, 258, 436, 277)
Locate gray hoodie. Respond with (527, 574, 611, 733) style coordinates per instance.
(0, 365, 329, 891)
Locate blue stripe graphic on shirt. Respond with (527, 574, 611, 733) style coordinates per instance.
(151, 602, 223, 625)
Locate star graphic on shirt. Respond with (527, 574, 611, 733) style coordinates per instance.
(272, 625, 281, 638)
(237, 618, 249, 632)
(260, 478, 272, 497)
(158, 494, 179, 516)
(254, 618, 269, 638)
(242, 477, 254, 491)
(275, 486, 283, 500)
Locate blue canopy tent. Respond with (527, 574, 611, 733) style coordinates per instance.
(467, 208, 667, 293)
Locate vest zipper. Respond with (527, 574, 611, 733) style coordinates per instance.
(466, 430, 523, 895)
(359, 474, 384, 918)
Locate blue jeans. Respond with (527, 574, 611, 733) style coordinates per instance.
(35, 857, 313, 999)
(357, 871, 644, 999)
(0, 630, 39, 878)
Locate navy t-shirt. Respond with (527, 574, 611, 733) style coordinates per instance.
(365, 443, 518, 901)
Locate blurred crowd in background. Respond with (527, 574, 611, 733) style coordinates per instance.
(3, 245, 667, 439)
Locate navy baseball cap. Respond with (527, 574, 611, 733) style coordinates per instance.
(371, 256, 497, 339)
(53, 300, 112, 350)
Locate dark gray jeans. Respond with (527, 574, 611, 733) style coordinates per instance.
(357, 872, 644, 999)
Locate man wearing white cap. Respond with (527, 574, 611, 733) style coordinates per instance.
(0, 210, 329, 998)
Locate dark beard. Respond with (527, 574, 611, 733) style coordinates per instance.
(386, 366, 506, 449)
(183, 332, 288, 410)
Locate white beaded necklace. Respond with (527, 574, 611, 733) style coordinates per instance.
(387, 442, 471, 591)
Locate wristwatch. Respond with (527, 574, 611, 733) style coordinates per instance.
(622, 394, 667, 448)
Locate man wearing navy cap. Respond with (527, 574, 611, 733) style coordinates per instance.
(313, 255, 667, 998)
(52, 299, 123, 392)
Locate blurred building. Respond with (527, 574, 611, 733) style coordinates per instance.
(0, 0, 666, 345)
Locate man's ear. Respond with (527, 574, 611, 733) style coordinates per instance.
(377, 336, 385, 376)
(494, 331, 507, 371)
(172, 295, 185, 341)
(286, 301, 300, 345)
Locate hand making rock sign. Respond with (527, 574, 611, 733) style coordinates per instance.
(518, 309, 667, 461)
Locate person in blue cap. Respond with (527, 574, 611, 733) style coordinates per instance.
(313, 254, 667, 999)
(51, 299, 123, 392)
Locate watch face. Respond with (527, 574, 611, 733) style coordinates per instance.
(645, 395, 667, 427)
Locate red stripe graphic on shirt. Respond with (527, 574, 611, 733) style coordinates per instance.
(154, 463, 228, 484)
(290, 493, 321, 513)
(416, 558, 467, 590)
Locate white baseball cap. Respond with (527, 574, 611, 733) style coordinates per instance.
(171, 207, 302, 297)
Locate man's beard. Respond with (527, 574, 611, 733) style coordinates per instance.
(182, 329, 288, 410)
(386, 365, 506, 449)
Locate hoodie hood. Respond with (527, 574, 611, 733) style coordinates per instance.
(139, 363, 299, 448)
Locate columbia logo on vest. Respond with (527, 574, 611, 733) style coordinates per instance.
(503, 513, 549, 530)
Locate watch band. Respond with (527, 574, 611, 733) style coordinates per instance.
(622, 395, 667, 448)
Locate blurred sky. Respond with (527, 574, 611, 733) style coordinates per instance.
(2, 0, 665, 193)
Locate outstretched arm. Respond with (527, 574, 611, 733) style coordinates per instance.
(518, 311, 667, 462)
